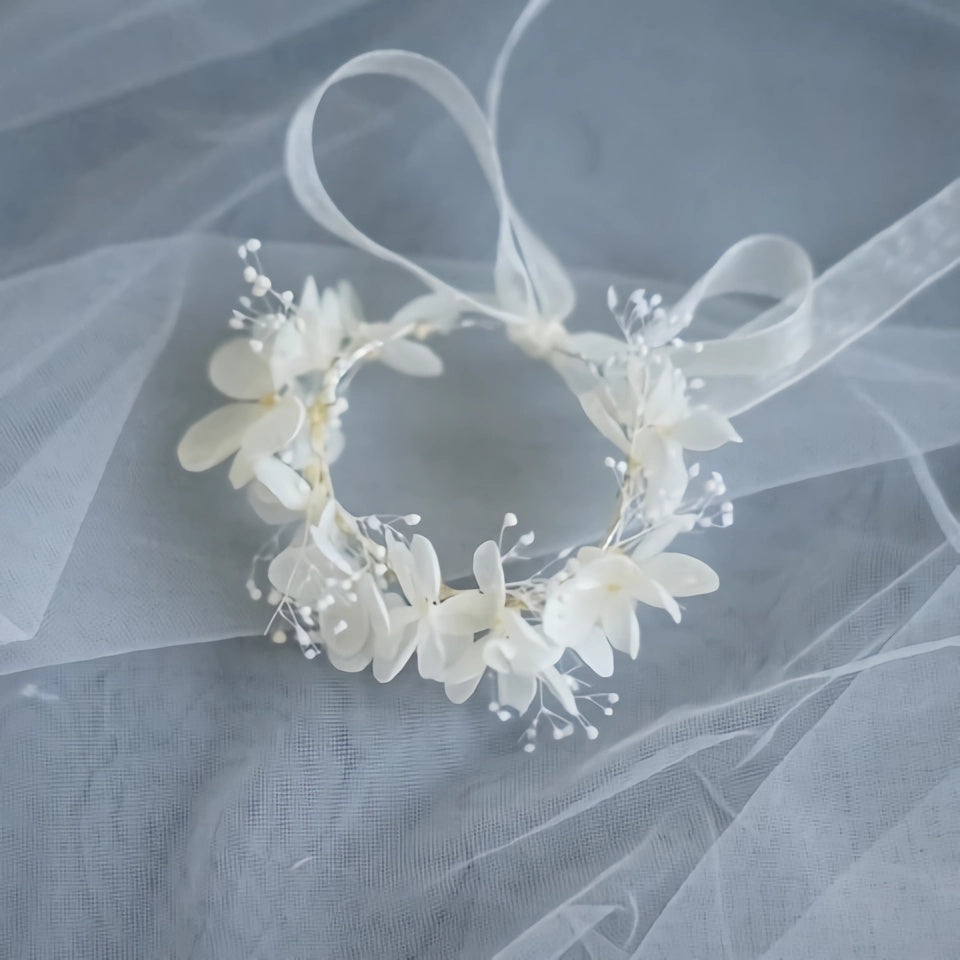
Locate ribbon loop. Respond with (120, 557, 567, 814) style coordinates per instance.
(285, 49, 572, 325)
(670, 234, 815, 377)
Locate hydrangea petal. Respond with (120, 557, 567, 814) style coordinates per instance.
(267, 543, 329, 605)
(542, 585, 599, 642)
(579, 389, 630, 452)
(415, 623, 448, 681)
(253, 457, 310, 511)
(567, 331, 629, 364)
(385, 530, 419, 605)
(643, 362, 687, 425)
(358, 573, 391, 638)
(228, 449, 255, 490)
(482, 638, 515, 673)
(176, 402, 262, 472)
(671, 406, 742, 450)
(239, 395, 303, 459)
(372, 619, 417, 683)
(209, 337, 274, 399)
(436, 591, 492, 635)
(573, 627, 615, 677)
(572, 554, 637, 591)
(625, 570, 682, 623)
(325, 645, 373, 673)
(311, 499, 354, 574)
(632, 430, 689, 515)
(496, 611, 561, 673)
(336, 280, 365, 333)
(410, 534, 442, 603)
(640, 552, 719, 597)
(390, 291, 461, 332)
(444, 673, 483, 705)
(472, 540, 506, 602)
(443, 641, 486, 685)
(323, 601, 370, 658)
(497, 672, 538, 713)
(298, 275, 322, 318)
(379, 338, 443, 376)
(601, 600, 641, 657)
(631, 514, 698, 561)
(247, 481, 303, 526)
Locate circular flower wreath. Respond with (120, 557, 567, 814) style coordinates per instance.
(175, 30, 815, 748)
(177, 238, 740, 748)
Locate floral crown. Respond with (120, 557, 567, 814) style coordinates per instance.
(177, 6, 813, 749)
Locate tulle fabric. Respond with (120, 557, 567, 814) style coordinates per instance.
(1, 0, 959, 956)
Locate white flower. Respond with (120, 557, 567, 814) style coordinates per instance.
(271, 278, 450, 385)
(320, 572, 390, 673)
(267, 539, 389, 673)
(267, 540, 331, 607)
(543, 516, 718, 661)
(241, 407, 343, 524)
(372, 532, 471, 683)
(436, 541, 573, 714)
(267, 504, 363, 604)
(356, 292, 454, 377)
(176, 336, 304, 488)
(267, 276, 348, 387)
(579, 353, 740, 517)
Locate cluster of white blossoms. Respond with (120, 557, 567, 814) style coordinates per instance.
(178, 243, 741, 749)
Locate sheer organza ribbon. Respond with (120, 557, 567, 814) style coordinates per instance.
(285, 1, 960, 416)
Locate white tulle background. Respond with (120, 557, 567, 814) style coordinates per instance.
(1, 0, 959, 957)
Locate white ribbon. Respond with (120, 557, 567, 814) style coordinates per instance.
(285, 0, 959, 413)
(711, 176, 960, 417)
